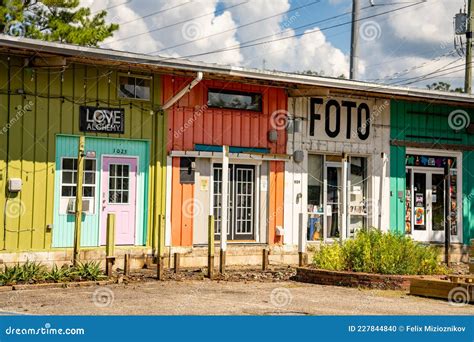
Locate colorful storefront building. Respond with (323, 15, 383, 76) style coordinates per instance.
(1, 35, 473, 267)
(0, 37, 167, 267)
(390, 99, 474, 260)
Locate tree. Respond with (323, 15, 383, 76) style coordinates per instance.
(0, 0, 118, 47)
(426, 81, 464, 93)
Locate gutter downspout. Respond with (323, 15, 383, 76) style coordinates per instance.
(162, 72, 203, 110)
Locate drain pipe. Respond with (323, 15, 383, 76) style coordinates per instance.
(162, 72, 203, 110)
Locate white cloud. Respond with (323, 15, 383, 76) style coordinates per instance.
(358, 0, 465, 87)
(80, 0, 349, 77)
(79, 0, 465, 87)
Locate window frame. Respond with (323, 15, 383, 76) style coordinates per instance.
(207, 88, 263, 112)
(60, 157, 98, 200)
(107, 163, 131, 205)
(117, 73, 152, 101)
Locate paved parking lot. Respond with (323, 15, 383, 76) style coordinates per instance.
(0, 279, 472, 315)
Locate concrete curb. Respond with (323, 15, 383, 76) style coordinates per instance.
(3, 280, 115, 292)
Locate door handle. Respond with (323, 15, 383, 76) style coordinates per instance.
(102, 192, 106, 210)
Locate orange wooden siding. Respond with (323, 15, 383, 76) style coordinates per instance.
(164, 76, 287, 246)
(170, 157, 194, 246)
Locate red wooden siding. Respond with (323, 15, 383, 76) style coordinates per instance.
(164, 76, 287, 246)
(163, 76, 287, 154)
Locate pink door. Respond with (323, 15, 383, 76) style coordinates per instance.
(101, 156, 137, 245)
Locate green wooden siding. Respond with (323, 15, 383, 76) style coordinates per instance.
(390, 100, 474, 244)
(0, 54, 167, 252)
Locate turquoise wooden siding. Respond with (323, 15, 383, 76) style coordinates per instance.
(53, 135, 150, 248)
(389, 145, 406, 235)
(390, 100, 474, 244)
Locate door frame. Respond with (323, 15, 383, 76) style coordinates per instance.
(210, 159, 261, 243)
(407, 167, 445, 242)
(323, 161, 343, 241)
(99, 154, 140, 246)
(406, 148, 463, 244)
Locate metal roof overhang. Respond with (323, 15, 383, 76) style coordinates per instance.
(2, 35, 474, 105)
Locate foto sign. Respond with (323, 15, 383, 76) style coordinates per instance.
(79, 106, 124, 133)
(309, 98, 371, 141)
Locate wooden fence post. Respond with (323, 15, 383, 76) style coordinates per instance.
(208, 215, 215, 279)
(106, 213, 116, 277)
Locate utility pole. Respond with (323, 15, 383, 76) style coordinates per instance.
(465, 0, 474, 94)
(350, 0, 361, 79)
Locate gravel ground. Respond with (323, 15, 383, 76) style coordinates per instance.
(0, 267, 472, 316)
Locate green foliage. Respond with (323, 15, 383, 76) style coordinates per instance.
(70, 261, 106, 281)
(426, 82, 464, 93)
(0, 260, 47, 285)
(0, 0, 119, 46)
(0, 261, 106, 285)
(313, 229, 446, 275)
(45, 264, 71, 283)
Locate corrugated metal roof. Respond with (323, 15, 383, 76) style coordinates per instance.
(1, 34, 474, 104)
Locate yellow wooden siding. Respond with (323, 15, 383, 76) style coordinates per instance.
(0, 54, 166, 252)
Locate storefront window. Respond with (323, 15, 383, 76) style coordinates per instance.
(348, 157, 368, 238)
(405, 154, 458, 241)
(61, 158, 96, 198)
(307, 154, 323, 241)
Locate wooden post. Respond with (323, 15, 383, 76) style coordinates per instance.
(262, 248, 269, 271)
(174, 253, 180, 273)
(106, 213, 116, 277)
(124, 253, 131, 276)
(208, 215, 215, 279)
(219, 250, 226, 274)
(73, 136, 85, 266)
(157, 214, 165, 280)
(298, 212, 307, 267)
(220, 145, 229, 274)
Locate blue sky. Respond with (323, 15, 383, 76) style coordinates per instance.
(83, 0, 466, 88)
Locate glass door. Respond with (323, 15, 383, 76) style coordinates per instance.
(430, 173, 445, 241)
(325, 163, 342, 239)
(213, 164, 255, 241)
(407, 169, 446, 242)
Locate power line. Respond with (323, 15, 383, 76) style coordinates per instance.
(388, 59, 465, 86)
(174, 1, 425, 60)
(149, 0, 321, 55)
(151, 4, 361, 57)
(91, 0, 132, 15)
(118, 1, 193, 26)
(103, 1, 249, 45)
(367, 50, 458, 83)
